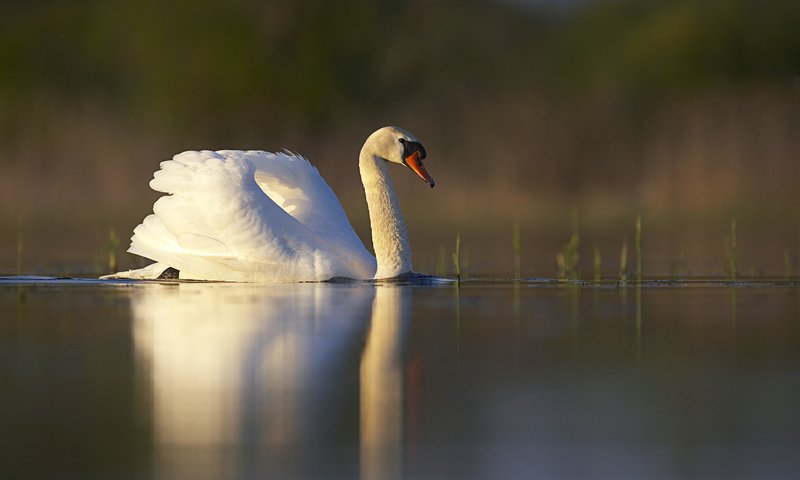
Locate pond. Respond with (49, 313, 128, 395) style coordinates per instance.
(2, 277, 800, 479)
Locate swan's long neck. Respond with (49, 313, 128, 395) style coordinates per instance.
(359, 149, 412, 279)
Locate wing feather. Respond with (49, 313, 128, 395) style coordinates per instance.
(243, 151, 364, 248)
(127, 149, 375, 281)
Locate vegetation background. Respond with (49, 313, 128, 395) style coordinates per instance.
(1, 0, 799, 276)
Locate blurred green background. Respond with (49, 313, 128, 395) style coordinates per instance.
(1, 0, 799, 276)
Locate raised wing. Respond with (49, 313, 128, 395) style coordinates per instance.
(240, 150, 367, 250)
(127, 150, 375, 281)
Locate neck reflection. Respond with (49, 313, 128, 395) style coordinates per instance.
(360, 285, 411, 480)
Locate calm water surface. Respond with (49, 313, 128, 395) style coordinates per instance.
(1, 277, 799, 479)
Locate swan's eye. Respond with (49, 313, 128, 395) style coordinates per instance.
(401, 140, 426, 160)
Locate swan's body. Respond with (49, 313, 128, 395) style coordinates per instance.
(104, 127, 434, 282)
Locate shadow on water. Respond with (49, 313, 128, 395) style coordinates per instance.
(2, 276, 800, 479)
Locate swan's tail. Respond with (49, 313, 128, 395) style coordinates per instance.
(100, 211, 184, 280)
(100, 262, 173, 280)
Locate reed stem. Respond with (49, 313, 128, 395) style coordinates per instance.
(557, 210, 581, 280)
(452, 232, 461, 286)
(512, 220, 521, 281)
(635, 214, 642, 282)
(729, 218, 738, 280)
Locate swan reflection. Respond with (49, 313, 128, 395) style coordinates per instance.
(131, 282, 410, 479)
(361, 286, 410, 480)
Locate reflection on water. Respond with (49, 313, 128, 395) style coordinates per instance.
(3, 279, 800, 479)
(360, 287, 409, 480)
(131, 282, 409, 480)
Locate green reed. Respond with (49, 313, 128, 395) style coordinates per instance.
(452, 231, 461, 286)
(619, 241, 628, 282)
(557, 233, 580, 280)
(557, 210, 580, 280)
(512, 220, 521, 281)
(635, 214, 642, 282)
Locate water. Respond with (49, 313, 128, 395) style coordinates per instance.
(2, 277, 800, 479)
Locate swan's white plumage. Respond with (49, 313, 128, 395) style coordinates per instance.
(105, 126, 430, 282)
(117, 149, 376, 282)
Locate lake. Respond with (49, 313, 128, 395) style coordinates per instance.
(1, 277, 799, 479)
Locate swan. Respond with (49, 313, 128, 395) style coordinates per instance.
(103, 126, 434, 282)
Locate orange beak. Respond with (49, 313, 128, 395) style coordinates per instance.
(404, 151, 435, 188)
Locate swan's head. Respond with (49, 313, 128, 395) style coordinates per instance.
(366, 126, 435, 188)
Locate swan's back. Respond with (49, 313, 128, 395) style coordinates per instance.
(125, 150, 376, 282)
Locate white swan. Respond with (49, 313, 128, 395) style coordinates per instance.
(104, 126, 434, 282)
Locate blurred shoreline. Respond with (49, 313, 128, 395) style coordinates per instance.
(2, 0, 798, 276)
